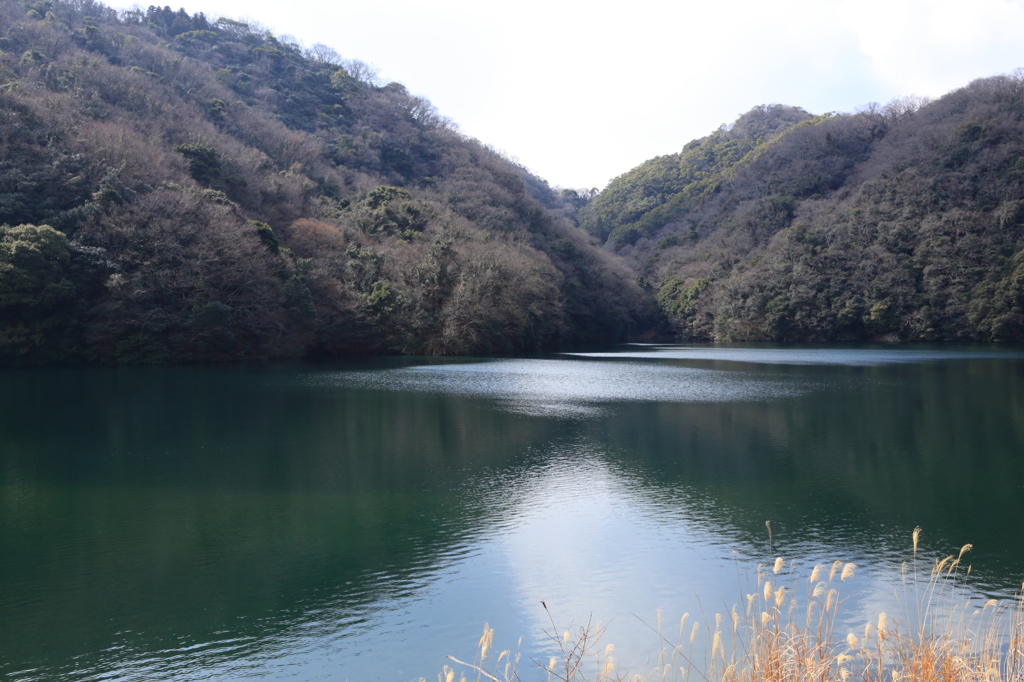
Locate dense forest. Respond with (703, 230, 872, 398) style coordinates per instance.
(0, 0, 651, 364)
(5, 0, 1024, 364)
(587, 79, 1024, 342)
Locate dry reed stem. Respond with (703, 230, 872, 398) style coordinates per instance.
(439, 530, 1023, 682)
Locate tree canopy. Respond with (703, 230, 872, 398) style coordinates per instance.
(0, 0, 652, 364)
(591, 87, 1024, 342)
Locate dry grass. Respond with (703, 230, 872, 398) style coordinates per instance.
(436, 529, 1024, 682)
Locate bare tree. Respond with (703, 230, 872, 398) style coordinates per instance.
(305, 42, 342, 65)
(344, 59, 382, 86)
(883, 95, 931, 123)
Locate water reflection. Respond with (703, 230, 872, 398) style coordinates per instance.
(1, 348, 1022, 680)
(329, 358, 808, 418)
(570, 344, 1024, 365)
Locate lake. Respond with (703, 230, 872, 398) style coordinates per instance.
(1, 345, 1023, 680)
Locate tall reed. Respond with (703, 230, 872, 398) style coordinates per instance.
(437, 530, 1024, 682)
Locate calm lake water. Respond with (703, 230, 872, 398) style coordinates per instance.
(2, 345, 1023, 680)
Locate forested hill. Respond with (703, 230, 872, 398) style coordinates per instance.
(586, 79, 1024, 342)
(0, 0, 652, 365)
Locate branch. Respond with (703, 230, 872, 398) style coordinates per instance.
(445, 655, 502, 682)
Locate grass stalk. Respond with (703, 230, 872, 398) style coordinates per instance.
(437, 530, 1023, 682)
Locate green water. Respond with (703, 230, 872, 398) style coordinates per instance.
(1, 347, 1023, 680)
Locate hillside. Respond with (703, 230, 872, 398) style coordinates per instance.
(587, 78, 1024, 342)
(0, 0, 652, 364)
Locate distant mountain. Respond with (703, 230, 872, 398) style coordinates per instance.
(0, 0, 652, 364)
(586, 78, 1024, 342)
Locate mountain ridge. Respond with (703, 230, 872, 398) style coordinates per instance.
(5, 0, 1024, 365)
(0, 0, 653, 364)
(587, 79, 1024, 342)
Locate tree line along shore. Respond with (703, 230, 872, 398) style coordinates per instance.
(4, 0, 1024, 365)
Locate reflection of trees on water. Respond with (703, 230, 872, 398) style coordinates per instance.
(2, 357, 1022, 678)
(0, 363, 569, 678)
(593, 358, 1024, 591)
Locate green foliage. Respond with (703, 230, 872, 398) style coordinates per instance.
(329, 67, 358, 97)
(0, 223, 73, 308)
(356, 187, 429, 236)
(367, 279, 397, 320)
(587, 105, 813, 245)
(175, 144, 222, 186)
(249, 220, 279, 253)
(0, 223, 75, 358)
(206, 97, 227, 121)
(365, 185, 410, 209)
(92, 184, 123, 207)
(173, 29, 217, 46)
(656, 277, 709, 317)
(19, 48, 45, 66)
(20, 0, 52, 18)
(654, 277, 710, 339)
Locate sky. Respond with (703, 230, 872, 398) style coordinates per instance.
(113, 0, 1024, 190)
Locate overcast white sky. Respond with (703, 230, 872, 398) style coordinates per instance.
(116, 0, 1024, 189)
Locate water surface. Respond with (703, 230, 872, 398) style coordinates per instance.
(2, 345, 1023, 680)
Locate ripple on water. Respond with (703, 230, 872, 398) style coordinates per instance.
(5, 347, 1022, 681)
(567, 345, 1024, 366)
(312, 358, 808, 418)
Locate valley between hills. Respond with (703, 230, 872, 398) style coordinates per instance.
(4, 0, 1024, 364)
